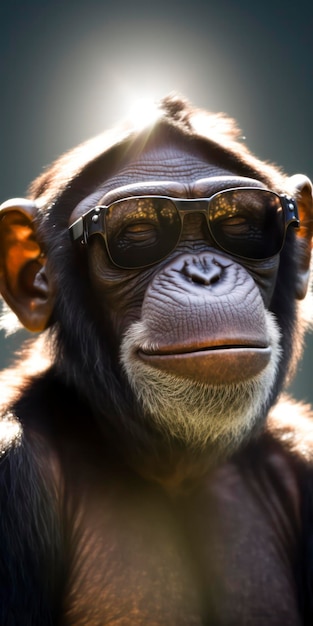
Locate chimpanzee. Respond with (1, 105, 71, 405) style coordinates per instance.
(0, 93, 313, 625)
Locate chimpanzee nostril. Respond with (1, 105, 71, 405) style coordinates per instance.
(183, 257, 223, 285)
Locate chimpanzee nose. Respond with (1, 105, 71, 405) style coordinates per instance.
(182, 255, 224, 285)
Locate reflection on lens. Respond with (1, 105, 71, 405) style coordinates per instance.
(209, 189, 285, 259)
(106, 197, 181, 268)
(98, 189, 287, 268)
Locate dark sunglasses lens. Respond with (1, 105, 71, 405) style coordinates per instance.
(105, 197, 181, 268)
(209, 189, 285, 259)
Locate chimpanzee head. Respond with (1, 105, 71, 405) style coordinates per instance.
(1, 94, 312, 481)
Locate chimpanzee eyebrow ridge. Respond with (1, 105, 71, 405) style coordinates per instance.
(97, 175, 266, 207)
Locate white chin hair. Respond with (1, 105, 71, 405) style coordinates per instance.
(120, 312, 282, 452)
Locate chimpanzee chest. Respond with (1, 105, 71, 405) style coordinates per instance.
(61, 459, 302, 626)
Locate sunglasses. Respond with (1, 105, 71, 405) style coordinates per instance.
(69, 187, 299, 269)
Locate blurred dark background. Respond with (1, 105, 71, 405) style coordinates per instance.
(0, 0, 312, 403)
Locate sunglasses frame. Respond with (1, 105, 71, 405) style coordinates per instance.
(69, 187, 299, 269)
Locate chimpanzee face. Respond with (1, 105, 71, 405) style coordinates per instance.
(67, 136, 285, 455)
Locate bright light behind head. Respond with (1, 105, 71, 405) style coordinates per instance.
(127, 96, 162, 129)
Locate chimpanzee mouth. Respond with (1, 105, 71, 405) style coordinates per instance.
(138, 345, 271, 385)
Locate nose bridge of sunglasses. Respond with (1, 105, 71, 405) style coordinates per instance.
(177, 205, 212, 242)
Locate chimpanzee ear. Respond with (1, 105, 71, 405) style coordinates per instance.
(0, 198, 55, 332)
(288, 174, 313, 300)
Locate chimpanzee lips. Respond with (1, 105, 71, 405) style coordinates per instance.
(138, 343, 271, 385)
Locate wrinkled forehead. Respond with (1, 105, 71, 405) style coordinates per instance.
(111, 129, 237, 185)
(106, 142, 230, 187)
(71, 133, 238, 220)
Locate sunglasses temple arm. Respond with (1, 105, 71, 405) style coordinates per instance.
(70, 207, 106, 244)
(281, 195, 300, 228)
